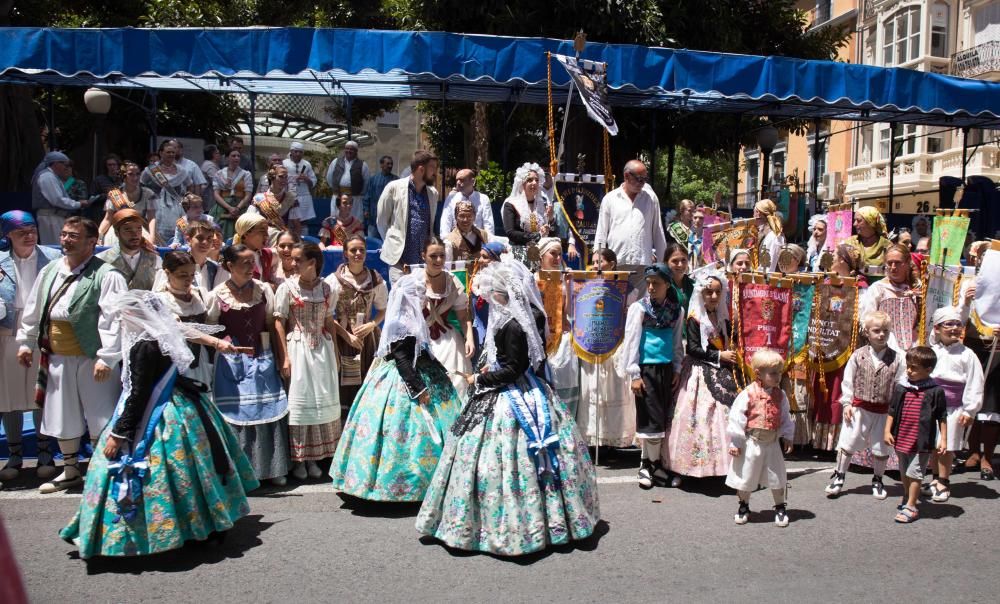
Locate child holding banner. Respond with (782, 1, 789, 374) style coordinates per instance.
(667, 269, 739, 481)
(926, 307, 984, 502)
(620, 263, 684, 489)
(825, 311, 905, 500)
(726, 349, 794, 527)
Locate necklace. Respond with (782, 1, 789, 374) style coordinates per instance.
(227, 278, 254, 301)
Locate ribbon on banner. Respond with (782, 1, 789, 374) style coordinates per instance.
(553, 54, 618, 136)
(699, 208, 731, 264)
(568, 270, 631, 364)
(537, 270, 565, 355)
(930, 209, 970, 266)
(736, 274, 794, 376)
(824, 203, 853, 251)
(808, 278, 860, 372)
(709, 218, 757, 267)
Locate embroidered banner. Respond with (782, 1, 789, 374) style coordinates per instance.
(824, 206, 853, 251)
(808, 279, 859, 372)
(929, 213, 970, 266)
(537, 270, 565, 355)
(974, 248, 1000, 330)
(555, 177, 605, 252)
(923, 265, 968, 336)
(790, 281, 816, 361)
(553, 54, 618, 136)
(738, 281, 793, 369)
(709, 218, 757, 266)
(699, 208, 730, 264)
(568, 271, 631, 364)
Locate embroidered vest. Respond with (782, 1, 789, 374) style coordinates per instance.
(330, 157, 365, 195)
(36, 258, 118, 358)
(745, 382, 782, 431)
(853, 346, 900, 405)
(97, 248, 158, 291)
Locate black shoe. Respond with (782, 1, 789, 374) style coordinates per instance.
(773, 503, 789, 527)
(735, 501, 750, 525)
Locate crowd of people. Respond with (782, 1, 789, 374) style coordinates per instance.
(1, 141, 997, 561)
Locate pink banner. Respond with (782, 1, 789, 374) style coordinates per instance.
(700, 211, 729, 264)
(824, 208, 853, 251)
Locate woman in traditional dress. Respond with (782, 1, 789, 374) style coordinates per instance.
(666, 199, 695, 254)
(847, 206, 892, 270)
(501, 162, 553, 266)
(212, 149, 253, 241)
(805, 214, 828, 272)
(99, 161, 157, 248)
(232, 213, 277, 286)
(329, 269, 462, 502)
(60, 290, 258, 559)
(208, 244, 291, 486)
(141, 141, 194, 245)
(576, 248, 636, 449)
(753, 199, 785, 272)
(274, 243, 355, 480)
(0, 212, 61, 485)
(155, 251, 216, 388)
(327, 234, 388, 411)
(319, 194, 364, 249)
(666, 269, 739, 482)
(536, 236, 579, 415)
(810, 243, 868, 451)
(272, 230, 301, 287)
(421, 236, 475, 397)
(416, 256, 600, 556)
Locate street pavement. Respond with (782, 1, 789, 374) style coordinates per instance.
(3, 453, 999, 603)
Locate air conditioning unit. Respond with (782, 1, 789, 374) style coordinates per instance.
(822, 173, 842, 200)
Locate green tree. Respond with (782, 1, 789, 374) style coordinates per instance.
(658, 148, 731, 208)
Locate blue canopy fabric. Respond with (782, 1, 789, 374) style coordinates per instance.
(2, 27, 999, 127)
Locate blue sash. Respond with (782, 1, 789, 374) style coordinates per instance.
(503, 370, 561, 487)
(105, 367, 178, 523)
(640, 327, 674, 364)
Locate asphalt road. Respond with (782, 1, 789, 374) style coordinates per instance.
(3, 454, 999, 604)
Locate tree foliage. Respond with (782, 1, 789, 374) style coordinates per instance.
(659, 147, 732, 208)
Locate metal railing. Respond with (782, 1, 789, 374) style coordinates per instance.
(952, 40, 1000, 79)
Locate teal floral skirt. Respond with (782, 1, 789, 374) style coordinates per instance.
(60, 390, 259, 559)
(329, 356, 461, 502)
(416, 375, 600, 556)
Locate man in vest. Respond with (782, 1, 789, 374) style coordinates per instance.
(325, 140, 370, 226)
(16, 216, 127, 493)
(97, 209, 162, 290)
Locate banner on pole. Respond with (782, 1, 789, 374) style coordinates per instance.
(699, 208, 730, 264)
(537, 270, 565, 355)
(553, 54, 618, 136)
(974, 248, 1000, 331)
(709, 218, 757, 266)
(791, 280, 816, 361)
(808, 278, 859, 372)
(738, 278, 793, 371)
(555, 175, 606, 252)
(923, 265, 970, 335)
(568, 271, 631, 363)
(824, 203, 853, 251)
(930, 210, 971, 266)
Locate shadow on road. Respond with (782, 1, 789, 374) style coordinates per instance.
(336, 493, 423, 518)
(71, 514, 273, 575)
(418, 519, 611, 564)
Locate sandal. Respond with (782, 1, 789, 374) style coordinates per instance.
(894, 506, 919, 523)
(981, 467, 995, 481)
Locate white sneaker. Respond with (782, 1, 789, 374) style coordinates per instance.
(825, 472, 845, 497)
(306, 461, 323, 479)
(773, 504, 789, 527)
(637, 460, 653, 489)
(39, 467, 83, 494)
(872, 476, 888, 500)
(291, 463, 307, 481)
(931, 484, 951, 502)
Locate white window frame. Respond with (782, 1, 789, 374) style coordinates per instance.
(882, 6, 922, 66)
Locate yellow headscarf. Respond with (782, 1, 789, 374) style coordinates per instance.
(233, 213, 266, 245)
(855, 206, 887, 238)
(754, 199, 783, 236)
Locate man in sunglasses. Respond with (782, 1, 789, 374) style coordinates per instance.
(594, 159, 667, 266)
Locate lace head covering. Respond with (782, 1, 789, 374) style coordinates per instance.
(807, 213, 828, 258)
(478, 256, 547, 370)
(911, 213, 931, 236)
(375, 268, 430, 365)
(107, 290, 223, 395)
(502, 162, 548, 231)
(754, 199, 784, 236)
(687, 269, 730, 351)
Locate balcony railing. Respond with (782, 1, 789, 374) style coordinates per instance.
(952, 40, 1000, 79)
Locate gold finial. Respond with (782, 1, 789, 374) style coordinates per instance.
(574, 31, 587, 53)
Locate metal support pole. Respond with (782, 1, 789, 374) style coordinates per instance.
(811, 118, 822, 211)
(149, 92, 158, 153)
(732, 117, 741, 214)
(888, 122, 899, 215)
(650, 112, 658, 189)
(961, 127, 970, 184)
(249, 92, 257, 185)
(47, 86, 57, 151)
(346, 94, 353, 141)
(761, 149, 772, 201)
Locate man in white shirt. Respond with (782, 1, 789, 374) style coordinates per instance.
(326, 140, 370, 224)
(31, 152, 92, 245)
(283, 141, 318, 236)
(593, 160, 667, 266)
(439, 168, 495, 238)
(16, 217, 126, 493)
(172, 140, 208, 196)
(97, 209, 163, 290)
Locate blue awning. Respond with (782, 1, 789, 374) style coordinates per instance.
(2, 27, 999, 127)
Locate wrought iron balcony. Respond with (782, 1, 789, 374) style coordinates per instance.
(952, 40, 1000, 79)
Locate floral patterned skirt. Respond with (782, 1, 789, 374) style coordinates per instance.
(329, 357, 461, 502)
(415, 376, 600, 557)
(665, 363, 732, 478)
(59, 390, 259, 559)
